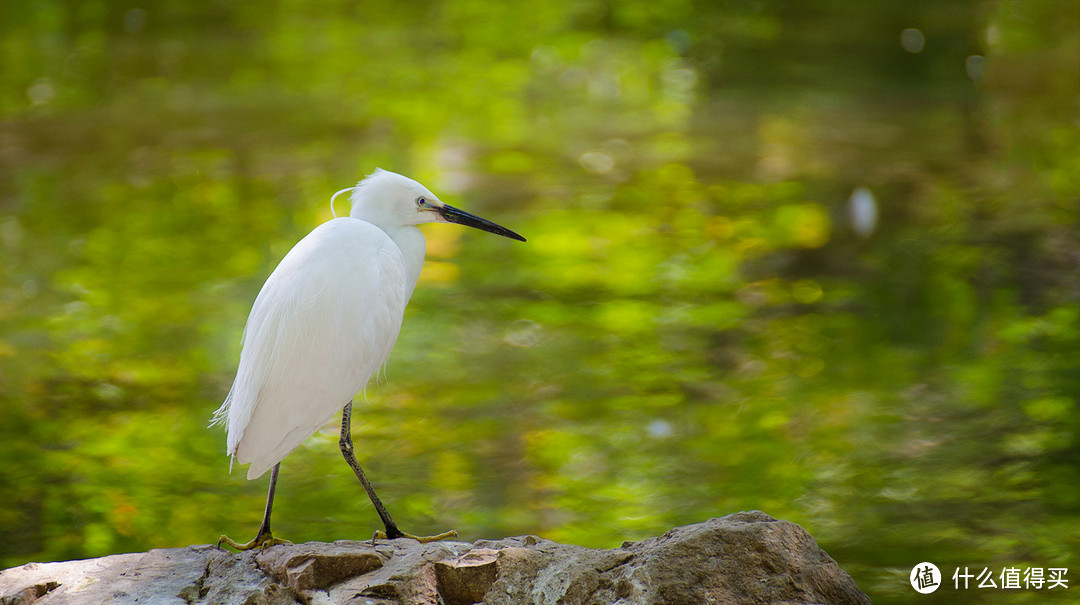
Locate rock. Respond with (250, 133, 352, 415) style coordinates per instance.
(434, 548, 500, 605)
(0, 511, 869, 605)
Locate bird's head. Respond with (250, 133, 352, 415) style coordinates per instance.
(337, 169, 525, 242)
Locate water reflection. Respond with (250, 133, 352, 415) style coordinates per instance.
(1, 3, 1077, 604)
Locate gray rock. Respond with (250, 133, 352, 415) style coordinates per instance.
(0, 511, 869, 605)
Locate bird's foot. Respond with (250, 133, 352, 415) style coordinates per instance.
(372, 528, 458, 544)
(217, 531, 292, 551)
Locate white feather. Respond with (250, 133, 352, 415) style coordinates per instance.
(213, 218, 409, 479)
(211, 168, 521, 485)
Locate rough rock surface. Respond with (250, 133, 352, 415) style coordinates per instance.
(0, 511, 870, 605)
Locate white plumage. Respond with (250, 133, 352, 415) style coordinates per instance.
(218, 218, 409, 479)
(211, 169, 523, 547)
(211, 169, 440, 479)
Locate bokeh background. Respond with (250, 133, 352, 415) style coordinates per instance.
(1, 1, 1077, 603)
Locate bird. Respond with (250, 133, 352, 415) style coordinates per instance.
(211, 168, 525, 550)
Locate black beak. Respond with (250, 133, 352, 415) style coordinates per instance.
(439, 204, 526, 242)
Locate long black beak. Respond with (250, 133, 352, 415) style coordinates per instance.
(439, 204, 526, 242)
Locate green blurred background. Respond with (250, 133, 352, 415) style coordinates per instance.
(1, 1, 1077, 602)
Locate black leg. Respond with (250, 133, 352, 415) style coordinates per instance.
(254, 462, 281, 539)
(339, 400, 405, 539)
(218, 462, 290, 550)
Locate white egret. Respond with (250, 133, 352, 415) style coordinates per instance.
(212, 169, 525, 550)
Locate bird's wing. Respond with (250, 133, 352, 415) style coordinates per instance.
(217, 218, 410, 480)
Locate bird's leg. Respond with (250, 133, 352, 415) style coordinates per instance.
(339, 401, 457, 543)
(218, 463, 292, 551)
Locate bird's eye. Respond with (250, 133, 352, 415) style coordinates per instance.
(416, 197, 427, 208)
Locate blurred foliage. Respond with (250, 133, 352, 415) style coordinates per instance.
(1, 1, 1077, 603)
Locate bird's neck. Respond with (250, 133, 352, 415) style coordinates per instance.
(381, 224, 426, 297)
(349, 200, 426, 296)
